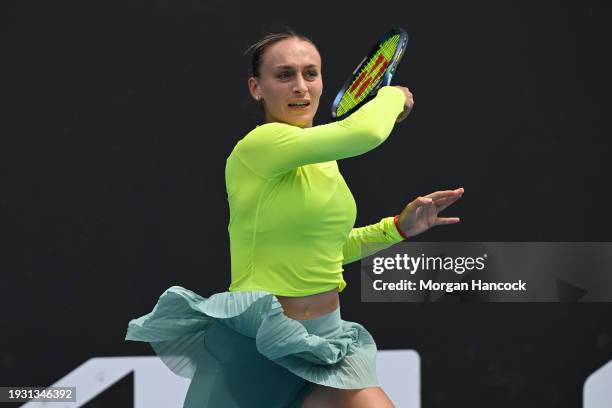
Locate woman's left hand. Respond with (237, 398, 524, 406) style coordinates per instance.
(396, 188, 464, 238)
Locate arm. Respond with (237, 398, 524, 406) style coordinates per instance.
(342, 216, 405, 265)
(233, 86, 406, 178)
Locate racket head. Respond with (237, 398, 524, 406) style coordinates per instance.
(331, 28, 408, 120)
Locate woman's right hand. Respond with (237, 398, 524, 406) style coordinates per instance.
(393, 86, 414, 123)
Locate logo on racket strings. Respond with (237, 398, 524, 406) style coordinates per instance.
(349, 54, 390, 98)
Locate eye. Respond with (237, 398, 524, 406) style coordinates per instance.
(306, 70, 318, 78)
(277, 71, 292, 80)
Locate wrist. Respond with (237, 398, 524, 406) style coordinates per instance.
(393, 214, 410, 240)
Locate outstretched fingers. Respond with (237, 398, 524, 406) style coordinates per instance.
(434, 195, 461, 213)
(425, 188, 463, 201)
(429, 189, 463, 226)
(435, 216, 461, 226)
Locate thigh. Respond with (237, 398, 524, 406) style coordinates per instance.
(339, 387, 396, 408)
(299, 384, 340, 408)
(300, 385, 396, 408)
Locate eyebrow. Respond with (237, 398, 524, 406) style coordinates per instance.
(273, 64, 319, 70)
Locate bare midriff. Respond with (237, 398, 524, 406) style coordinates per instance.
(276, 287, 340, 321)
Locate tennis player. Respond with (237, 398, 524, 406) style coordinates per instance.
(126, 29, 463, 408)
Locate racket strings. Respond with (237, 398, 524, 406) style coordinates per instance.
(336, 34, 401, 117)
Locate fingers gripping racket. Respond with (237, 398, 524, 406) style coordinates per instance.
(331, 28, 408, 120)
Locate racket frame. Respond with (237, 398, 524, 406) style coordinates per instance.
(331, 28, 409, 120)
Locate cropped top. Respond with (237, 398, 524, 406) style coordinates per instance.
(225, 86, 407, 297)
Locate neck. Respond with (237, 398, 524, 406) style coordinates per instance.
(264, 114, 313, 128)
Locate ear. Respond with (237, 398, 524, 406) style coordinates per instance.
(248, 77, 261, 101)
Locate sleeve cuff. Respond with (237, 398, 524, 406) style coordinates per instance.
(392, 215, 409, 240)
(381, 215, 407, 241)
(377, 86, 406, 109)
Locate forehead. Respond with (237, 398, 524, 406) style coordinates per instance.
(261, 38, 321, 70)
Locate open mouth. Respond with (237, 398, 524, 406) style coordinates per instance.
(288, 102, 310, 108)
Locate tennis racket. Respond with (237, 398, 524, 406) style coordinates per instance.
(331, 28, 408, 120)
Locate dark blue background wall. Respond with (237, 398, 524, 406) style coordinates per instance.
(3, 0, 612, 406)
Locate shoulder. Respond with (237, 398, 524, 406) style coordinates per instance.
(234, 122, 300, 153)
(244, 122, 298, 141)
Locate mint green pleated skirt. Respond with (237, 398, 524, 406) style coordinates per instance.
(125, 286, 380, 408)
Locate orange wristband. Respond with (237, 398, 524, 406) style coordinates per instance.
(394, 214, 409, 240)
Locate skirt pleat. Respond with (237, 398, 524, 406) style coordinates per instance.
(125, 286, 380, 406)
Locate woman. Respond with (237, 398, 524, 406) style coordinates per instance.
(126, 29, 463, 408)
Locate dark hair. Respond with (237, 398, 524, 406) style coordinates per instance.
(243, 29, 319, 78)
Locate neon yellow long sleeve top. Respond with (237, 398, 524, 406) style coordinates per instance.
(225, 86, 407, 297)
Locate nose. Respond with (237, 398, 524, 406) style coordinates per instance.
(293, 76, 307, 94)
